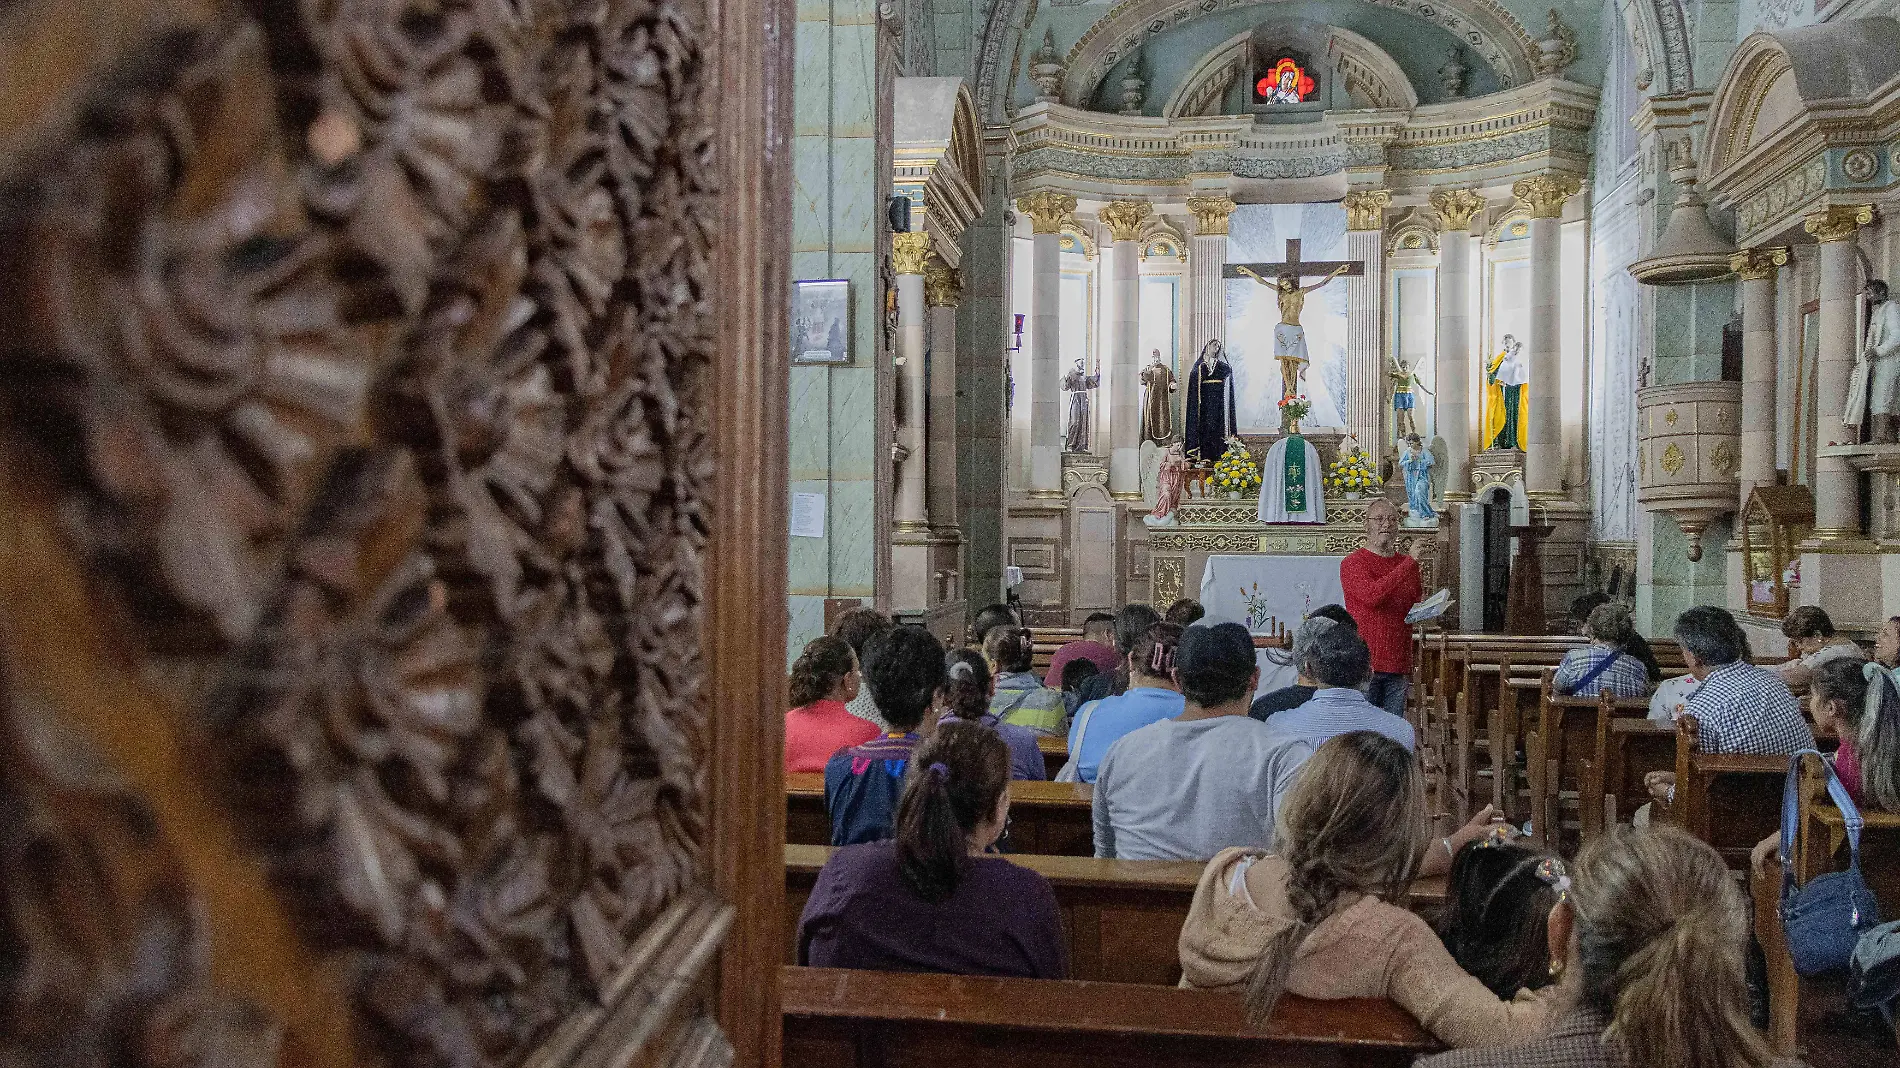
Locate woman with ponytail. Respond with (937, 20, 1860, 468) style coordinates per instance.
(1420, 824, 1790, 1068)
(1179, 731, 1555, 1048)
(785, 637, 880, 772)
(1751, 656, 1900, 872)
(797, 721, 1068, 978)
(937, 649, 1046, 780)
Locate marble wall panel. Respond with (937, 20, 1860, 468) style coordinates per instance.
(829, 479, 879, 595)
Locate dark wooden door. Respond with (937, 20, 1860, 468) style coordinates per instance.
(0, 0, 791, 1063)
(1482, 495, 1512, 632)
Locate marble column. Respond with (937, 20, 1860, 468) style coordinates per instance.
(1344, 189, 1390, 450)
(1430, 189, 1485, 501)
(1186, 196, 1236, 364)
(1018, 191, 1076, 497)
(1806, 205, 1876, 539)
(893, 231, 932, 529)
(1513, 175, 1579, 500)
(925, 256, 962, 537)
(1731, 246, 1789, 511)
(1101, 200, 1151, 498)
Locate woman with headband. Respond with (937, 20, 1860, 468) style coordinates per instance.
(797, 721, 1068, 978)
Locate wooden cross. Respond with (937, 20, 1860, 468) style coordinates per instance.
(1221, 238, 1365, 283)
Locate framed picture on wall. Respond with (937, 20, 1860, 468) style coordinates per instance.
(792, 279, 851, 364)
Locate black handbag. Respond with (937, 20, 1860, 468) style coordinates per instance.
(1778, 749, 1881, 977)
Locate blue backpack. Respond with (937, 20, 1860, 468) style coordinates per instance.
(1778, 749, 1882, 977)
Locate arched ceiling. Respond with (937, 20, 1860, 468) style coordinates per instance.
(974, 0, 1609, 125)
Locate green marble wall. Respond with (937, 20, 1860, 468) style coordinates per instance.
(789, 0, 886, 662)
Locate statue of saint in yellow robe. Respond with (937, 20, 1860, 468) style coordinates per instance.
(1484, 336, 1530, 451)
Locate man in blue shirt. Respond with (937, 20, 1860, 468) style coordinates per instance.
(1065, 623, 1185, 782)
(1263, 623, 1416, 761)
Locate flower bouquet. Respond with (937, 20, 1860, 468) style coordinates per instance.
(1326, 447, 1379, 499)
(1278, 394, 1312, 433)
(1211, 438, 1262, 499)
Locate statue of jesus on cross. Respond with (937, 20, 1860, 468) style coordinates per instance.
(1226, 238, 1363, 409)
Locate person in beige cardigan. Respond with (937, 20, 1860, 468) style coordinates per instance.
(1177, 731, 1558, 1049)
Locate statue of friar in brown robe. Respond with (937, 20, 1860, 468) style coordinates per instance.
(1140, 349, 1176, 445)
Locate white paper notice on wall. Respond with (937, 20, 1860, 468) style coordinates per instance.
(790, 493, 826, 538)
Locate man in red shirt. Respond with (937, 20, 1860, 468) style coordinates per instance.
(1340, 498, 1421, 718)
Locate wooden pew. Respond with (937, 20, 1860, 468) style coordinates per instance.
(785, 844, 1449, 986)
(782, 966, 1443, 1068)
(788, 773, 1096, 855)
(1039, 734, 1067, 780)
(1756, 752, 1900, 1057)
(1672, 715, 1790, 870)
(1594, 716, 1675, 833)
(1029, 627, 1083, 676)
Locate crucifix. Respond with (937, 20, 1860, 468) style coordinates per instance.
(1223, 238, 1365, 406)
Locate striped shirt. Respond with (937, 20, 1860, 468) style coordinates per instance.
(1683, 661, 1815, 755)
(1552, 646, 1652, 699)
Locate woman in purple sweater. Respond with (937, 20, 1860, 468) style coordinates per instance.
(797, 721, 1068, 978)
(939, 648, 1047, 781)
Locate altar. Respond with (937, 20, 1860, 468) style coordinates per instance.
(1200, 553, 1348, 698)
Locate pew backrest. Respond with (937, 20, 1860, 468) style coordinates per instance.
(782, 965, 1442, 1068)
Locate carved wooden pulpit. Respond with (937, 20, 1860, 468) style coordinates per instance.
(0, 0, 789, 1065)
(1506, 521, 1557, 634)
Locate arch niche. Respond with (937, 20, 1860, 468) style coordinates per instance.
(1160, 24, 1419, 117)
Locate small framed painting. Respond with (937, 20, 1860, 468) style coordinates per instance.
(791, 279, 851, 364)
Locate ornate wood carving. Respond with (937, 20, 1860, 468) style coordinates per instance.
(0, 0, 764, 1054)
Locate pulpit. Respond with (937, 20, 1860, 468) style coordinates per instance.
(1506, 520, 1556, 634)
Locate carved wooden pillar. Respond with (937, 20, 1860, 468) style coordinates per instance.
(1431, 189, 1485, 503)
(1807, 205, 1876, 540)
(1018, 191, 1076, 498)
(1101, 200, 1150, 499)
(1514, 174, 1579, 501)
(1186, 195, 1236, 366)
(1732, 246, 1789, 511)
(1344, 189, 1390, 451)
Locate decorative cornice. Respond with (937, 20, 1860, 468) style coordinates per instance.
(924, 257, 962, 307)
(1804, 204, 1875, 243)
(892, 231, 932, 275)
(1512, 173, 1580, 219)
(1016, 191, 1078, 234)
(1430, 188, 1487, 230)
(1099, 200, 1153, 241)
(1728, 246, 1789, 281)
(1343, 189, 1391, 231)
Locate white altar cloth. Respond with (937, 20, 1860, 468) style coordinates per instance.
(1198, 554, 1348, 698)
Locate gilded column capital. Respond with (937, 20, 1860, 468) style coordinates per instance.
(1343, 189, 1391, 231)
(1016, 191, 1078, 235)
(1729, 247, 1790, 281)
(892, 231, 932, 275)
(1099, 200, 1153, 242)
(1805, 205, 1876, 243)
(923, 256, 962, 307)
(1185, 195, 1237, 236)
(1511, 174, 1580, 220)
(1429, 188, 1486, 231)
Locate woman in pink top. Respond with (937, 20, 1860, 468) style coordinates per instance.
(1178, 731, 1555, 1048)
(785, 637, 880, 773)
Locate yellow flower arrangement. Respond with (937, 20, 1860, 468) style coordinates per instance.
(1211, 439, 1262, 496)
(1325, 448, 1379, 496)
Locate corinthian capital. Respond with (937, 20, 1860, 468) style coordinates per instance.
(1512, 174, 1581, 220)
(1343, 189, 1391, 231)
(1017, 191, 1079, 235)
(1185, 195, 1237, 236)
(924, 257, 962, 307)
(1099, 200, 1153, 241)
(892, 231, 932, 275)
(1429, 188, 1486, 231)
(1729, 247, 1789, 281)
(1805, 205, 1876, 244)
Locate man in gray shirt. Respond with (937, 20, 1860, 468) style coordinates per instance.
(1092, 622, 1310, 861)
